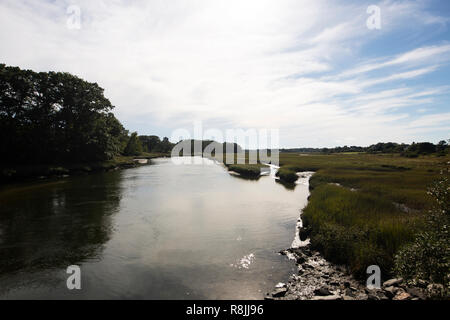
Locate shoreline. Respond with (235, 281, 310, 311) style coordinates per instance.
(0, 154, 169, 186)
(266, 171, 429, 300)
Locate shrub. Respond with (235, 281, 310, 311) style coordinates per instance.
(394, 171, 450, 297)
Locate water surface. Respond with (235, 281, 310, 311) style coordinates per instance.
(0, 157, 309, 299)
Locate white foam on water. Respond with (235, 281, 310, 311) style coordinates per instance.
(231, 253, 255, 269)
(291, 172, 315, 249)
(261, 163, 280, 179)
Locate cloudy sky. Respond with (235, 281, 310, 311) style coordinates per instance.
(0, 0, 449, 147)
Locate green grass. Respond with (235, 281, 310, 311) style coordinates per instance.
(276, 166, 300, 183)
(138, 152, 170, 159)
(277, 152, 449, 278)
(226, 163, 267, 178)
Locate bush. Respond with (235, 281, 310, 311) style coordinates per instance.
(394, 171, 450, 297)
(123, 132, 143, 156)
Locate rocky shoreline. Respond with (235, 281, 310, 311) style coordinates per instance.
(266, 244, 432, 300)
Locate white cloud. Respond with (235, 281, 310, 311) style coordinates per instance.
(408, 113, 450, 128)
(0, 0, 449, 147)
(339, 45, 450, 78)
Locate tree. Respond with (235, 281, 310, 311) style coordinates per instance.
(139, 135, 162, 153)
(123, 132, 143, 156)
(160, 137, 173, 153)
(0, 64, 127, 164)
(436, 140, 449, 156)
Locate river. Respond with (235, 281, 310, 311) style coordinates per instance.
(0, 157, 310, 299)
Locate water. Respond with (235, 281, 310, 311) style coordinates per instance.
(0, 157, 310, 299)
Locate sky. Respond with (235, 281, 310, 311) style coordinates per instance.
(0, 0, 449, 148)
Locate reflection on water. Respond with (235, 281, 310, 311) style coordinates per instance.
(0, 157, 310, 299)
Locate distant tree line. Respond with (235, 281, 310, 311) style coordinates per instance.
(171, 139, 242, 156)
(139, 136, 174, 154)
(0, 64, 171, 164)
(281, 140, 449, 157)
(121, 134, 175, 156)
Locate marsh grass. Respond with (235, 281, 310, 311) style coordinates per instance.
(204, 152, 269, 179)
(226, 164, 266, 178)
(302, 184, 422, 277)
(278, 152, 449, 278)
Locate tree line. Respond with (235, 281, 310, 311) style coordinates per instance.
(123, 134, 174, 156)
(281, 141, 449, 157)
(0, 64, 171, 165)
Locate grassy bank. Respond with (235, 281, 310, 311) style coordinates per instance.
(277, 152, 449, 279)
(226, 163, 268, 179)
(0, 153, 168, 184)
(205, 152, 269, 179)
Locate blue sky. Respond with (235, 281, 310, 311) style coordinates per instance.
(0, 0, 449, 148)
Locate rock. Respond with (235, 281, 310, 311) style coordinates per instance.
(383, 278, 403, 287)
(272, 287, 288, 298)
(314, 286, 331, 296)
(368, 292, 380, 300)
(378, 294, 389, 300)
(302, 246, 312, 256)
(299, 227, 310, 241)
(344, 281, 351, 288)
(345, 288, 355, 297)
(355, 293, 369, 300)
(383, 286, 397, 299)
(426, 283, 444, 298)
(311, 294, 341, 301)
(415, 279, 428, 288)
(343, 295, 356, 300)
(393, 292, 411, 300)
(406, 287, 425, 300)
(336, 266, 346, 273)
